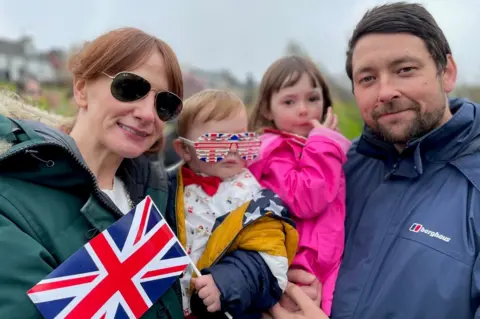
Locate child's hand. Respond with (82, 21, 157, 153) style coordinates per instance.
(192, 275, 222, 312)
(311, 107, 339, 131)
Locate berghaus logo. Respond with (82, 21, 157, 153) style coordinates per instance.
(409, 223, 451, 242)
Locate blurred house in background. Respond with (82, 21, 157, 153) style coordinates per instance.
(182, 64, 251, 101)
(0, 35, 68, 84)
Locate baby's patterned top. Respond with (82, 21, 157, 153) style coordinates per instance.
(180, 168, 263, 315)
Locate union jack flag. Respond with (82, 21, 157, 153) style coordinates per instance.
(27, 196, 190, 319)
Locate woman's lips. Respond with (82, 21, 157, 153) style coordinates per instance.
(118, 123, 150, 137)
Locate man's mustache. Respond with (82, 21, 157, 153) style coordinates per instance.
(372, 100, 419, 120)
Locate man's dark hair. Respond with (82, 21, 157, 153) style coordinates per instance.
(345, 2, 451, 80)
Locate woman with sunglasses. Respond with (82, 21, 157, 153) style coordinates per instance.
(0, 28, 185, 319)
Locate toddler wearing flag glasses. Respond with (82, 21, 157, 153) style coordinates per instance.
(169, 89, 298, 318)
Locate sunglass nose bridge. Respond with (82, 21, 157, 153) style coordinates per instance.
(228, 142, 239, 152)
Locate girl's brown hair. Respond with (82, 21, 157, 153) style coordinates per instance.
(66, 27, 184, 153)
(248, 56, 332, 132)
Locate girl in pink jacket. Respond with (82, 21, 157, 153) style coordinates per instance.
(248, 56, 351, 316)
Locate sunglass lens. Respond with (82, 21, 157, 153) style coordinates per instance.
(155, 91, 183, 121)
(111, 72, 150, 102)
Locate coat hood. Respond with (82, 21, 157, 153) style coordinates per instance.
(0, 91, 74, 156)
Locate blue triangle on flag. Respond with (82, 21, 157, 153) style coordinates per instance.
(161, 242, 185, 260)
(146, 205, 163, 233)
(141, 277, 178, 304)
(36, 297, 74, 319)
(230, 135, 239, 140)
(108, 209, 135, 252)
(46, 247, 98, 278)
(114, 303, 130, 319)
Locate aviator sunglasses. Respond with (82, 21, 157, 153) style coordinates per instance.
(179, 132, 261, 163)
(104, 72, 183, 121)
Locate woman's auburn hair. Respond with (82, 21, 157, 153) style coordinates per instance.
(66, 27, 184, 154)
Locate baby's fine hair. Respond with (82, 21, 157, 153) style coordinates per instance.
(176, 89, 246, 138)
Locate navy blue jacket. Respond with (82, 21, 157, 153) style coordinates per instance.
(165, 170, 282, 319)
(332, 98, 480, 319)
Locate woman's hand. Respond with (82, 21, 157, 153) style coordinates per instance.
(263, 283, 329, 319)
(284, 269, 321, 309)
(271, 269, 321, 313)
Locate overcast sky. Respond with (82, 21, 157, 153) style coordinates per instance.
(0, 0, 478, 84)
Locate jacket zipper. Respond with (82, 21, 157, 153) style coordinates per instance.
(211, 238, 236, 267)
(1, 142, 124, 218)
(383, 160, 400, 180)
(210, 218, 264, 267)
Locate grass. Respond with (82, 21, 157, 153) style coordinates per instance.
(334, 101, 363, 140)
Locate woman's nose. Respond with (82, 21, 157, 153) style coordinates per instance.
(133, 92, 156, 123)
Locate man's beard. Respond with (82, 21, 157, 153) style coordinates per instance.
(371, 98, 446, 144)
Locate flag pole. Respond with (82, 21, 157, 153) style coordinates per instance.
(156, 206, 234, 318)
(190, 263, 233, 319)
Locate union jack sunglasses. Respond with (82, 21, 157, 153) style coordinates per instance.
(179, 132, 261, 163)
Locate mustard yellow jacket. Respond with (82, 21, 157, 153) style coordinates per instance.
(166, 168, 299, 316)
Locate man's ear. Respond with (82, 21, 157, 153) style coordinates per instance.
(73, 76, 88, 109)
(442, 54, 457, 94)
(173, 138, 192, 162)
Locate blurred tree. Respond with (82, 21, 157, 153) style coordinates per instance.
(285, 40, 310, 58)
(244, 72, 256, 106)
(454, 85, 480, 103)
(183, 72, 206, 99)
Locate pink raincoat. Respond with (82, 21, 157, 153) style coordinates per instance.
(248, 127, 351, 315)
